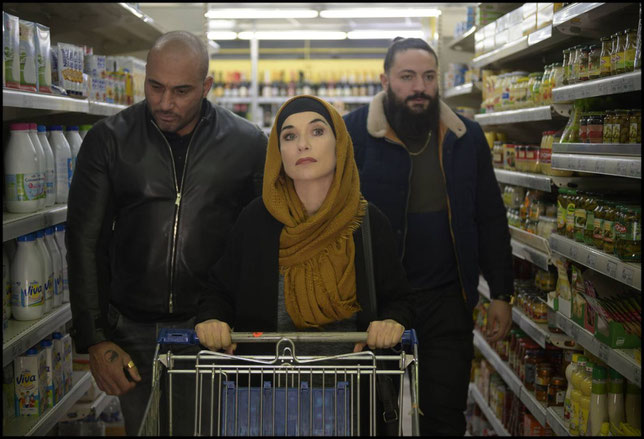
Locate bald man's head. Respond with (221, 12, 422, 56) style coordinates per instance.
(148, 31, 209, 80)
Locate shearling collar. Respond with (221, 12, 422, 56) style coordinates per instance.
(366, 91, 467, 140)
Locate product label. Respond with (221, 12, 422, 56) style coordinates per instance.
(5, 173, 42, 202)
(525, 363, 536, 386)
(12, 281, 44, 308)
(603, 220, 615, 243)
(18, 20, 37, 91)
(624, 48, 635, 70)
(600, 56, 611, 74)
(557, 200, 566, 230)
(556, 390, 565, 405)
(630, 122, 638, 143)
(566, 204, 576, 234)
(622, 220, 640, 241)
(603, 122, 613, 143)
(45, 273, 53, 300)
(67, 158, 73, 187)
(593, 218, 604, 239)
(540, 149, 552, 164)
(14, 367, 41, 416)
(580, 406, 589, 435)
(614, 221, 627, 238)
(574, 208, 587, 228)
(585, 212, 595, 231)
(54, 274, 62, 298)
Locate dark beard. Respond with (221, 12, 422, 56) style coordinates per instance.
(384, 87, 440, 143)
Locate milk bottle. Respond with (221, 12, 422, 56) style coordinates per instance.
(27, 123, 48, 209)
(52, 332, 72, 394)
(14, 347, 47, 416)
(51, 333, 64, 403)
(4, 123, 41, 213)
(39, 340, 54, 409)
(35, 230, 54, 314)
(53, 225, 69, 303)
(48, 125, 72, 204)
(79, 124, 92, 140)
(11, 234, 45, 321)
(36, 125, 56, 207)
(44, 227, 63, 308)
(3, 250, 10, 328)
(64, 126, 82, 175)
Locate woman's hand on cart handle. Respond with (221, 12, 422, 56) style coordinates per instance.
(353, 319, 405, 352)
(87, 341, 141, 396)
(195, 319, 237, 353)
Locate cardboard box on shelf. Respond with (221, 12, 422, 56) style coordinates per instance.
(495, 29, 509, 49)
(522, 14, 538, 36)
(537, 4, 554, 30)
(483, 22, 497, 39)
(522, 3, 538, 19)
(14, 349, 47, 416)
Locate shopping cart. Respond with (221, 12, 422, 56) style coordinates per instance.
(138, 329, 420, 436)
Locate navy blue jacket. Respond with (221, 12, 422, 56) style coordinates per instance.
(343, 92, 513, 310)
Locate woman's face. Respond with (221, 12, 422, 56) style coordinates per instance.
(279, 111, 337, 185)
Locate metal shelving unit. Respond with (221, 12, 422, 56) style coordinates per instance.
(549, 234, 641, 291)
(510, 238, 551, 271)
(551, 144, 642, 179)
(449, 26, 477, 52)
(468, 383, 511, 436)
(444, 82, 481, 99)
(547, 406, 569, 436)
(475, 105, 571, 126)
(3, 205, 68, 243)
(552, 71, 642, 102)
(512, 307, 550, 349)
(3, 89, 127, 116)
(494, 169, 554, 192)
(216, 96, 374, 105)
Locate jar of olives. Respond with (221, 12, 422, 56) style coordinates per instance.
(592, 200, 605, 249)
(629, 109, 641, 144)
(615, 206, 641, 262)
(574, 192, 588, 242)
(583, 194, 598, 246)
(603, 110, 615, 144)
(613, 110, 631, 143)
(566, 189, 578, 239)
(603, 201, 618, 254)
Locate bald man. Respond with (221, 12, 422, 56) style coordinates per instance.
(66, 31, 267, 434)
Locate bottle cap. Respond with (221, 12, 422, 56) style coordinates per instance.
(67, 125, 79, 131)
(37, 125, 47, 133)
(52, 332, 63, 339)
(45, 227, 55, 235)
(36, 230, 45, 238)
(54, 224, 66, 232)
(29, 123, 38, 130)
(10, 123, 30, 131)
(50, 125, 63, 131)
(17, 234, 36, 242)
(25, 347, 39, 355)
(40, 339, 53, 347)
(592, 365, 606, 380)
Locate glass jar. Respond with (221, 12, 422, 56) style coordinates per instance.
(541, 267, 557, 292)
(538, 215, 557, 241)
(587, 112, 603, 143)
(562, 48, 572, 85)
(524, 348, 545, 391)
(613, 205, 628, 256)
(493, 141, 504, 168)
(548, 376, 567, 407)
(503, 143, 516, 170)
(536, 363, 554, 403)
(624, 28, 637, 72)
(600, 36, 612, 77)
(524, 144, 540, 173)
(526, 72, 541, 106)
(532, 298, 548, 323)
(541, 64, 553, 104)
(531, 73, 543, 106)
(574, 192, 588, 242)
(592, 200, 605, 249)
(613, 110, 631, 143)
(501, 73, 514, 110)
(551, 62, 564, 90)
(613, 32, 625, 74)
(603, 201, 618, 254)
(629, 109, 641, 143)
(557, 188, 569, 234)
(588, 44, 601, 80)
(603, 110, 615, 143)
(515, 144, 526, 172)
(530, 200, 544, 222)
(570, 45, 581, 84)
(615, 206, 641, 262)
(584, 194, 598, 246)
(578, 46, 590, 81)
(515, 77, 530, 109)
(579, 113, 589, 143)
(565, 189, 578, 239)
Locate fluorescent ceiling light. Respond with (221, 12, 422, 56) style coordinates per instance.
(238, 31, 347, 40)
(320, 8, 441, 18)
(208, 20, 236, 29)
(348, 30, 425, 40)
(206, 31, 238, 40)
(205, 9, 318, 19)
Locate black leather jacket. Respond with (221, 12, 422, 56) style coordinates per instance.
(66, 99, 267, 352)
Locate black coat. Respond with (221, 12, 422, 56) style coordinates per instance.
(197, 197, 415, 350)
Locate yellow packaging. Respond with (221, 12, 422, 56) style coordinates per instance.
(522, 3, 538, 18)
(522, 14, 538, 36)
(537, 4, 554, 30)
(484, 131, 496, 149)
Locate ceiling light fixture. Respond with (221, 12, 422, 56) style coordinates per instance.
(347, 30, 426, 40)
(238, 31, 347, 40)
(320, 8, 441, 18)
(207, 19, 236, 30)
(206, 31, 238, 40)
(205, 9, 318, 19)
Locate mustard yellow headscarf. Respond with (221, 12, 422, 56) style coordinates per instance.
(262, 95, 368, 329)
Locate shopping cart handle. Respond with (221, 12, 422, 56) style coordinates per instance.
(401, 329, 418, 349)
(157, 328, 200, 345)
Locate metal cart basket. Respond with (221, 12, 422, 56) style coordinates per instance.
(138, 329, 419, 436)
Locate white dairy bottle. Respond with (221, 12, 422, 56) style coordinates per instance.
(44, 227, 63, 308)
(64, 126, 83, 177)
(36, 124, 56, 208)
(35, 230, 54, 314)
(79, 124, 92, 140)
(3, 249, 10, 327)
(11, 233, 45, 321)
(4, 123, 41, 213)
(48, 125, 72, 204)
(54, 224, 69, 303)
(26, 122, 47, 210)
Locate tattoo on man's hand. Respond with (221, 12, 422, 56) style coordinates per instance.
(105, 350, 119, 362)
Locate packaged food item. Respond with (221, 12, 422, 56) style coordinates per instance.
(624, 28, 637, 72)
(52, 332, 73, 395)
(55, 42, 83, 95)
(3, 11, 20, 89)
(51, 333, 64, 404)
(578, 113, 589, 143)
(629, 109, 641, 143)
(524, 144, 540, 173)
(588, 44, 601, 80)
(535, 363, 553, 402)
(583, 194, 598, 246)
(613, 32, 626, 75)
(14, 347, 47, 416)
(603, 110, 614, 143)
(34, 23, 52, 94)
(599, 36, 612, 77)
(607, 369, 625, 427)
(579, 46, 590, 82)
(4, 123, 41, 214)
(18, 20, 38, 92)
(592, 200, 605, 249)
(562, 48, 571, 85)
(612, 110, 630, 143)
(557, 188, 569, 235)
(586, 113, 603, 144)
(11, 233, 45, 321)
(589, 365, 608, 436)
(615, 205, 641, 262)
(515, 144, 526, 172)
(84, 55, 107, 102)
(549, 375, 566, 407)
(565, 189, 578, 239)
(602, 201, 618, 254)
(39, 340, 54, 409)
(492, 141, 504, 168)
(503, 143, 516, 170)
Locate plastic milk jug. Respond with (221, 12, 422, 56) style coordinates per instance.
(27, 123, 49, 209)
(53, 225, 69, 303)
(35, 230, 53, 314)
(44, 227, 63, 308)
(48, 125, 72, 203)
(11, 234, 44, 321)
(4, 123, 41, 213)
(36, 125, 56, 207)
(64, 126, 82, 175)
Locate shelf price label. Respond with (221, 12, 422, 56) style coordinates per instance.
(628, 160, 640, 178)
(605, 260, 618, 278)
(585, 252, 597, 269)
(620, 266, 634, 286)
(598, 342, 610, 362)
(594, 159, 606, 174)
(570, 244, 578, 260)
(569, 323, 580, 340)
(617, 160, 628, 176)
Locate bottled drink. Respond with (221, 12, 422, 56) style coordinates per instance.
(589, 365, 608, 436)
(48, 125, 73, 203)
(564, 353, 579, 428)
(37, 125, 57, 207)
(35, 230, 54, 314)
(25, 123, 47, 210)
(65, 126, 83, 175)
(78, 124, 92, 140)
(11, 233, 45, 321)
(44, 227, 63, 308)
(4, 123, 41, 213)
(3, 249, 10, 326)
(54, 224, 69, 303)
(607, 368, 625, 426)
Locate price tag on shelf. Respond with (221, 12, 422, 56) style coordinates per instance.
(598, 343, 610, 362)
(594, 159, 606, 174)
(570, 244, 578, 260)
(628, 160, 640, 178)
(569, 324, 580, 340)
(605, 260, 618, 278)
(574, 157, 584, 171)
(620, 266, 634, 287)
(585, 252, 597, 269)
(617, 160, 628, 176)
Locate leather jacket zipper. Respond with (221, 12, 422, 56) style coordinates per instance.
(151, 118, 204, 314)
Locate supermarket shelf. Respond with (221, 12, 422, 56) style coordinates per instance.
(443, 82, 482, 99)
(471, 36, 529, 69)
(494, 169, 553, 192)
(478, 275, 491, 301)
(509, 226, 551, 257)
(64, 392, 115, 422)
(552, 2, 604, 26)
(475, 105, 570, 126)
(552, 143, 641, 157)
(3, 205, 68, 243)
(549, 234, 641, 291)
(472, 330, 548, 426)
(547, 406, 569, 436)
(553, 310, 641, 387)
(494, 168, 638, 193)
(551, 153, 641, 179)
(3, 304, 71, 368)
(216, 96, 374, 105)
(448, 26, 477, 52)
(468, 383, 511, 436)
(511, 238, 551, 271)
(3, 371, 92, 436)
(3, 89, 127, 116)
(512, 307, 550, 349)
(552, 71, 642, 102)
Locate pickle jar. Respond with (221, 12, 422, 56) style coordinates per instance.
(615, 206, 641, 262)
(515, 144, 527, 172)
(588, 44, 601, 80)
(578, 46, 590, 81)
(603, 110, 614, 144)
(623, 28, 636, 72)
(548, 376, 567, 407)
(613, 110, 630, 143)
(600, 36, 612, 77)
(562, 48, 571, 85)
(629, 109, 641, 143)
(524, 144, 540, 173)
(602, 201, 618, 254)
(583, 194, 598, 246)
(613, 32, 626, 74)
(565, 189, 578, 239)
(587, 112, 603, 144)
(592, 200, 605, 249)
(573, 191, 587, 242)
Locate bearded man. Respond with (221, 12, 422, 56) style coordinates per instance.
(343, 37, 514, 436)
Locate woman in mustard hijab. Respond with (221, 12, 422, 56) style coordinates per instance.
(195, 95, 414, 355)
